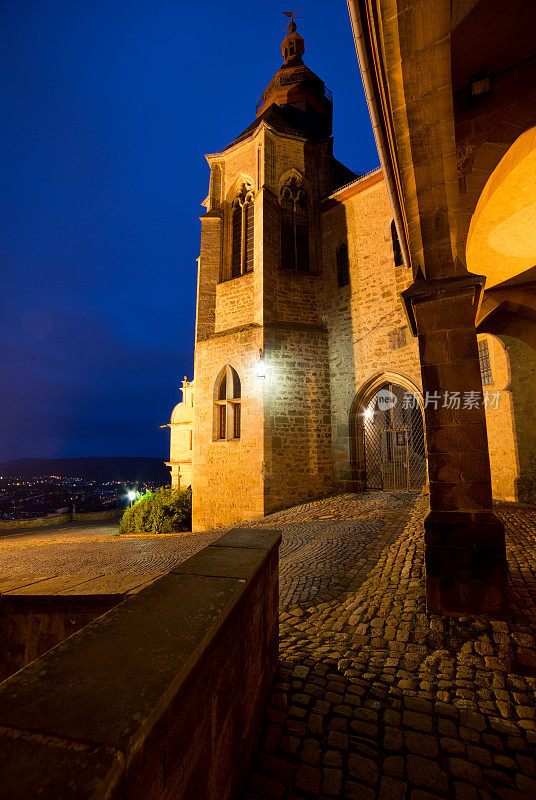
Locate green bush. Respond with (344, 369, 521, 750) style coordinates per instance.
(120, 486, 192, 535)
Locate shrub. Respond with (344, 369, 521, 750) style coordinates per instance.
(120, 486, 192, 535)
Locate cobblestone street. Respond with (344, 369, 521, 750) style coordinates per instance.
(245, 491, 536, 800)
(0, 522, 222, 575)
(2, 491, 536, 799)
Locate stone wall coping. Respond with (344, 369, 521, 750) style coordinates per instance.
(0, 527, 281, 800)
(0, 573, 161, 600)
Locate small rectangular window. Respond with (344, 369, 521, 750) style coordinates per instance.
(478, 339, 493, 385)
(391, 220, 404, 267)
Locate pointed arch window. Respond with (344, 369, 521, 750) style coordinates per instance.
(214, 365, 241, 441)
(336, 242, 350, 287)
(230, 184, 255, 279)
(280, 177, 310, 272)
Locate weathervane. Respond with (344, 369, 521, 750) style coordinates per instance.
(282, 9, 303, 29)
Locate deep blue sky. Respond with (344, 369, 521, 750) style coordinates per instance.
(0, 0, 378, 462)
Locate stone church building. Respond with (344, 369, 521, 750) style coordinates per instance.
(166, 19, 536, 604)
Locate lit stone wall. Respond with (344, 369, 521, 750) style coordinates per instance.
(319, 174, 422, 488)
(192, 121, 336, 529)
(190, 143, 526, 526)
(192, 328, 264, 532)
(264, 325, 333, 514)
(260, 132, 334, 512)
(475, 334, 517, 502)
(196, 217, 221, 343)
(215, 273, 255, 332)
(499, 335, 536, 503)
(272, 270, 323, 325)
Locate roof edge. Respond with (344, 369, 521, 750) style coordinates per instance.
(322, 167, 384, 208)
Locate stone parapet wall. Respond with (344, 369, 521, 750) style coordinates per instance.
(0, 508, 121, 530)
(0, 573, 158, 683)
(0, 513, 71, 530)
(0, 528, 281, 800)
(72, 509, 123, 522)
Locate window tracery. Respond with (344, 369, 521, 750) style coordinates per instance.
(280, 176, 310, 272)
(230, 184, 255, 278)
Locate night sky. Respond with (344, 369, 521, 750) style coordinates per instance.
(1, 0, 378, 463)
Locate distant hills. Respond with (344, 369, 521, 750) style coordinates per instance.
(0, 457, 171, 485)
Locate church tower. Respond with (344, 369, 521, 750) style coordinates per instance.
(192, 21, 356, 531)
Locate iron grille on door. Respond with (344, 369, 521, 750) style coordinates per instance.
(363, 383, 427, 491)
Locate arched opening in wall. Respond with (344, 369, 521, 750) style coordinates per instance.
(227, 182, 255, 281)
(351, 379, 426, 491)
(467, 126, 536, 289)
(213, 365, 241, 442)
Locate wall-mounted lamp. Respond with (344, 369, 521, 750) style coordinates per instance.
(470, 73, 492, 97)
(257, 348, 266, 378)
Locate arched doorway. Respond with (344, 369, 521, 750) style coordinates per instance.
(351, 378, 426, 491)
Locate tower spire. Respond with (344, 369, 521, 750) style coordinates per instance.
(254, 14, 332, 136)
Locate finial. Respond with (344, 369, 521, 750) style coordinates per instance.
(282, 9, 302, 32)
(281, 9, 305, 64)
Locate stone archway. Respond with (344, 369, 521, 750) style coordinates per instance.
(467, 126, 536, 289)
(350, 373, 427, 491)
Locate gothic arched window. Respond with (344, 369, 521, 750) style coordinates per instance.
(214, 365, 241, 440)
(280, 177, 310, 272)
(230, 184, 254, 279)
(336, 243, 350, 287)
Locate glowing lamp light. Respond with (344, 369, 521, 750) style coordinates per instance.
(364, 408, 374, 422)
(127, 490, 137, 507)
(257, 348, 266, 378)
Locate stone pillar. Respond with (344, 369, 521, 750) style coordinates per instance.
(403, 274, 508, 616)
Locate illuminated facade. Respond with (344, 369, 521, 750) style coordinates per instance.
(163, 378, 193, 490)
(168, 16, 536, 607)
